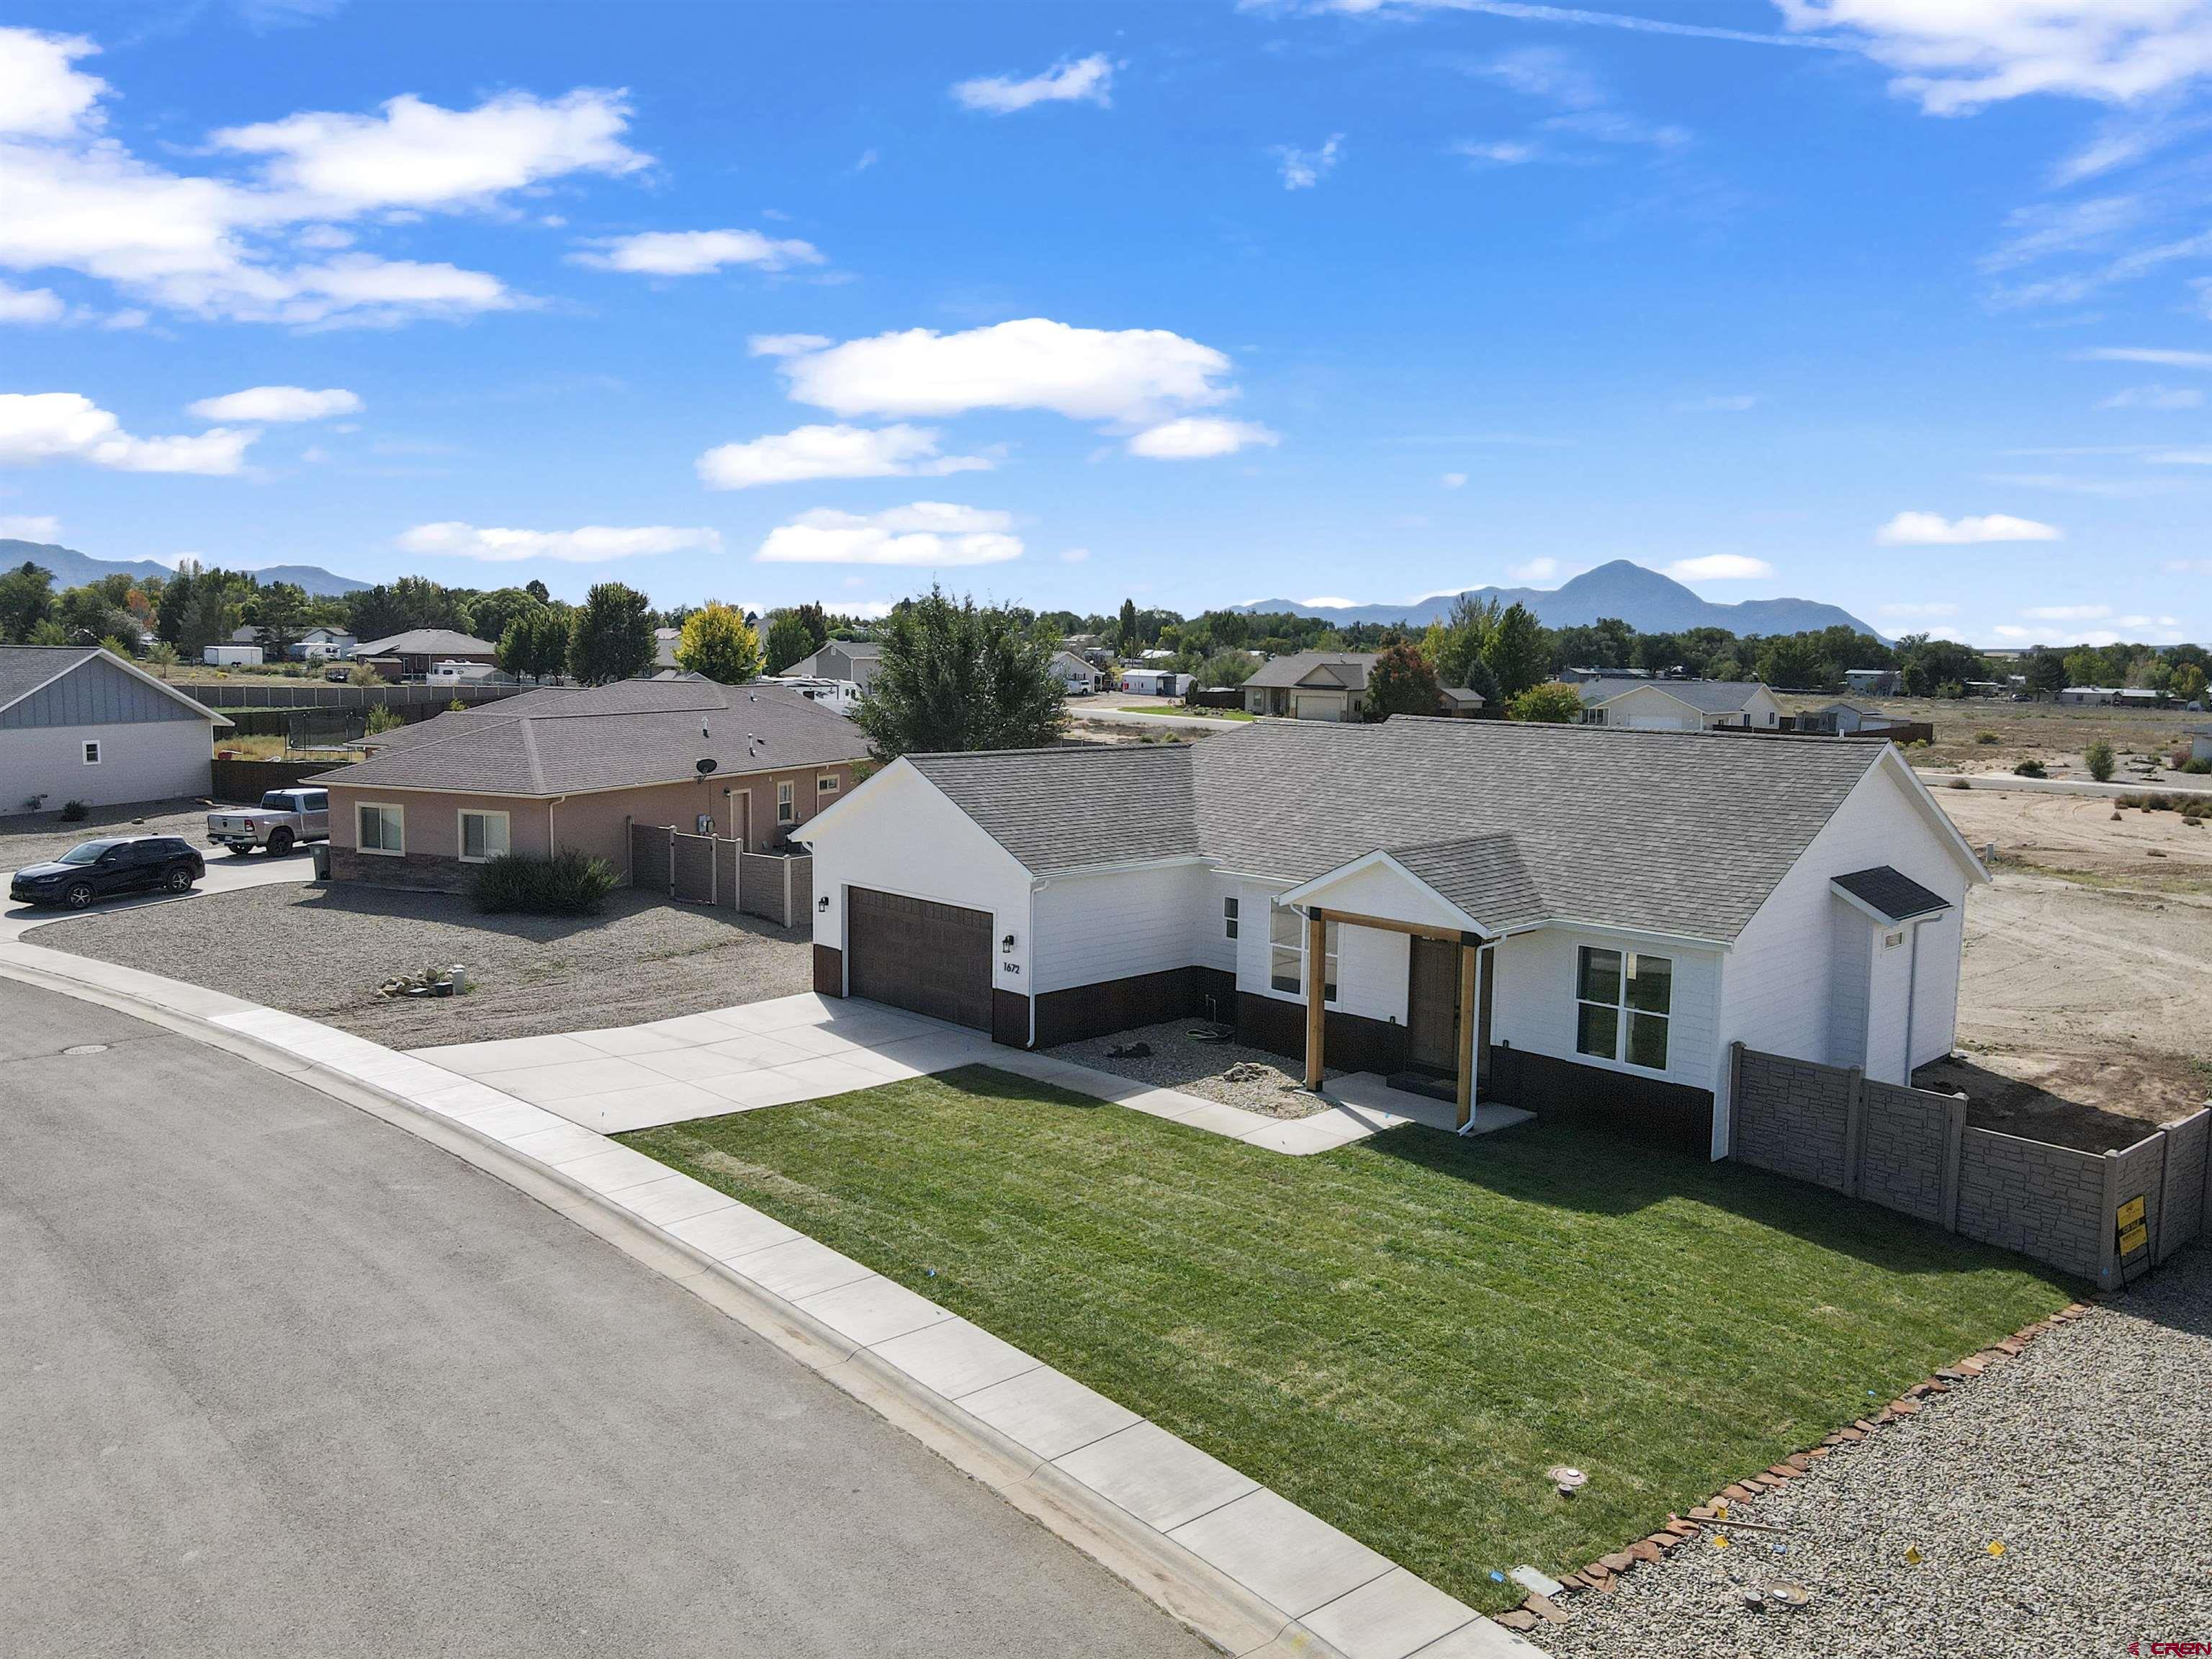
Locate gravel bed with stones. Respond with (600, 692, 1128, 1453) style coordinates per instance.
(1538, 1248, 2212, 1658)
(27, 881, 811, 1047)
(1050, 1018, 1326, 1118)
(0, 799, 217, 870)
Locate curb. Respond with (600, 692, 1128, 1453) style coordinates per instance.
(0, 953, 1524, 1659)
(1491, 1302, 2097, 1632)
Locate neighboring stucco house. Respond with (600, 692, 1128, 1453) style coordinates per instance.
(1577, 677, 1783, 731)
(318, 678, 869, 889)
(798, 718, 1984, 1158)
(0, 646, 231, 817)
(352, 629, 499, 678)
(1243, 652, 1484, 720)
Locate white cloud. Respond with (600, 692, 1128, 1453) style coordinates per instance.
(952, 53, 1115, 114)
(1125, 417, 1278, 459)
(1674, 393, 1760, 413)
(756, 503, 1022, 566)
(2075, 346, 2212, 368)
(1665, 553, 1775, 580)
(1771, 1, 2212, 114)
(768, 318, 1238, 426)
(1453, 140, 1542, 166)
(2098, 383, 2203, 409)
(396, 521, 721, 562)
(0, 28, 106, 139)
(210, 89, 645, 212)
(696, 423, 992, 490)
(2147, 446, 2212, 464)
(1275, 134, 1343, 189)
(2022, 603, 2110, 621)
(1876, 511, 2062, 544)
(1990, 624, 2034, 639)
(2167, 557, 2212, 574)
(748, 333, 833, 358)
(1440, 472, 1467, 489)
(0, 513, 61, 540)
(0, 392, 254, 475)
(0, 33, 645, 325)
(187, 385, 361, 422)
(1506, 557, 1559, 582)
(1060, 546, 1091, 563)
(0, 281, 66, 324)
(570, 228, 823, 275)
(1301, 596, 1360, 608)
(1879, 601, 1960, 617)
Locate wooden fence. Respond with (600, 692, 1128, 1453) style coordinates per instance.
(208, 757, 350, 801)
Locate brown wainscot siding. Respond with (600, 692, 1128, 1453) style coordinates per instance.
(991, 989, 1032, 1048)
(1236, 990, 1411, 1077)
(324, 761, 855, 889)
(1486, 1043, 1714, 1155)
(813, 943, 845, 998)
(1031, 966, 1238, 1049)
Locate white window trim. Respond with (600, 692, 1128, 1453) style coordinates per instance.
(1223, 894, 1238, 940)
(358, 800, 405, 858)
(775, 778, 796, 825)
(816, 772, 841, 796)
(1573, 945, 1671, 1074)
(456, 807, 511, 864)
(81, 740, 102, 765)
(1268, 900, 1339, 1004)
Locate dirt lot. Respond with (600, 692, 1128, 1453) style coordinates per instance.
(27, 882, 811, 1046)
(0, 798, 217, 870)
(1779, 693, 2206, 781)
(1933, 786, 2212, 1146)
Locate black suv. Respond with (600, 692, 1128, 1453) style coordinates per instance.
(9, 835, 205, 909)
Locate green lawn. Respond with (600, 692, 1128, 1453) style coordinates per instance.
(619, 1067, 2072, 1612)
(1115, 703, 1255, 720)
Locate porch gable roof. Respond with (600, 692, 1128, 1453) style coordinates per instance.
(1277, 832, 1547, 938)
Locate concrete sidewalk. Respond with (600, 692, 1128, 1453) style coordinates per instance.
(413, 991, 1531, 1151)
(0, 944, 1532, 1659)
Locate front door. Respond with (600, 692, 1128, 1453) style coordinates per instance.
(1406, 938, 1460, 1074)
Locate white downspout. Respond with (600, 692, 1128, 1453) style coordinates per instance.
(1902, 920, 1921, 1082)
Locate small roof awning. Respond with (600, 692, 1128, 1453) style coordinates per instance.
(1830, 866, 1950, 924)
(1280, 832, 1543, 938)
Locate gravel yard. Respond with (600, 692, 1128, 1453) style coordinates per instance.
(0, 799, 216, 870)
(1539, 1247, 2212, 1658)
(1049, 1017, 1326, 1117)
(27, 882, 811, 1046)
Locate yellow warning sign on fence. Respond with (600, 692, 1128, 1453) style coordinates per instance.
(2119, 1223, 2149, 1256)
(2118, 1194, 2149, 1259)
(2118, 1195, 2146, 1232)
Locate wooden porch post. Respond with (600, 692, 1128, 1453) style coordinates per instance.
(1304, 908, 1326, 1089)
(1455, 940, 1480, 1130)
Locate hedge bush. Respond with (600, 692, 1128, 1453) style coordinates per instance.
(471, 850, 617, 915)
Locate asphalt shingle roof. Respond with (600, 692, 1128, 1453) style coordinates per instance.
(324, 679, 869, 796)
(353, 629, 498, 657)
(912, 716, 1892, 942)
(1244, 652, 1381, 691)
(1832, 865, 1951, 922)
(0, 646, 99, 711)
(1576, 678, 1772, 714)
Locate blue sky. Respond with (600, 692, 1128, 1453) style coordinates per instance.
(3, 0, 2210, 647)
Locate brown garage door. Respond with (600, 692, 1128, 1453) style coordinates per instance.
(845, 887, 994, 1032)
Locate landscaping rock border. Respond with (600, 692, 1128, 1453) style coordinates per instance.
(1485, 1301, 2096, 1635)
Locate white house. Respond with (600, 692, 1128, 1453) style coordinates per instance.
(293, 627, 356, 661)
(1794, 700, 1909, 737)
(783, 642, 882, 704)
(1576, 677, 1784, 732)
(1120, 667, 1191, 697)
(1050, 649, 1105, 695)
(1, 646, 232, 817)
(797, 718, 1985, 1159)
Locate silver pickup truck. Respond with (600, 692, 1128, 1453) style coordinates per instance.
(207, 787, 331, 857)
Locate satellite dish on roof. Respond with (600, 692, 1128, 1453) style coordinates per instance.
(696, 757, 718, 775)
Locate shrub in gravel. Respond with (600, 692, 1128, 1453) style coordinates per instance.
(471, 850, 617, 916)
(2085, 739, 2115, 782)
(2013, 759, 2047, 778)
(60, 799, 89, 822)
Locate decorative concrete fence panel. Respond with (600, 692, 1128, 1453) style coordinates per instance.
(734, 851, 810, 927)
(628, 822, 673, 892)
(1729, 1042, 2208, 1290)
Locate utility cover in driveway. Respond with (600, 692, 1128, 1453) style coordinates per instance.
(846, 887, 994, 1033)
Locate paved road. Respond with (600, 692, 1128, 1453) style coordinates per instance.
(0, 980, 1207, 1658)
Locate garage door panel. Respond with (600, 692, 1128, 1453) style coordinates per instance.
(847, 887, 994, 1033)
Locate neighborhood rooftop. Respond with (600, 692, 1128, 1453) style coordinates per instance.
(325, 677, 868, 796)
(1244, 650, 1380, 690)
(353, 628, 499, 657)
(0, 645, 107, 709)
(906, 717, 1905, 941)
(1575, 677, 1773, 712)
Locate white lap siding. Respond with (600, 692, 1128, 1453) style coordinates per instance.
(1488, 925, 1722, 1093)
(1030, 862, 1213, 994)
(1718, 756, 1974, 1079)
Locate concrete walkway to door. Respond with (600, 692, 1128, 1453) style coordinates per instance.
(411, 992, 1531, 1148)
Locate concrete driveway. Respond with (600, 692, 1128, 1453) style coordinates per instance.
(0, 978, 1206, 1659)
(1, 843, 313, 941)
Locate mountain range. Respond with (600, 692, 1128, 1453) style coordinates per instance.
(1237, 559, 1882, 639)
(1, 539, 369, 597)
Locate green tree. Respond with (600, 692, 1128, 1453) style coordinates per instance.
(567, 583, 655, 683)
(176, 580, 238, 658)
(675, 602, 763, 683)
(467, 587, 542, 648)
(1195, 649, 1257, 688)
(2085, 739, 2115, 782)
(498, 607, 571, 680)
(366, 703, 403, 735)
(1364, 642, 1440, 721)
(155, 565, 195, 644)
(524, 578, 551, 603)
(2021, 647, 2068, 698)
(1504, 681, 1585, 724)
(2172, 662, 2208, 706)
(1116, 597, 1139, 650)
(853, 585, 1068, 758)
(1482, 602, 1551, 698)
(1753, 633, 1833, 689)
(248, 582, 312, 657)
(1900, 635, 1987, 698)
(763, 612, 818, 675)
(143, 640, 179, 677)
(0, 562, 56, 642)
(792, 601, 830, 654)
